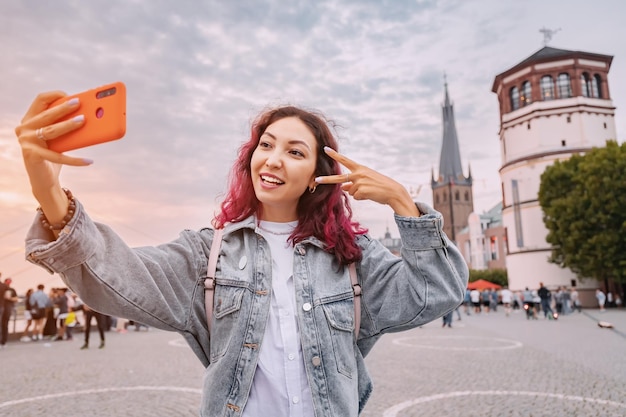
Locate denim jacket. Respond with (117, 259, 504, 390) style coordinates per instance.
(26, 200, 468, 416)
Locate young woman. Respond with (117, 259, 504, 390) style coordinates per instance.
(17, 92, 468, 416)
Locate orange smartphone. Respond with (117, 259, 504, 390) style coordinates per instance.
(47, 81, 126, 153)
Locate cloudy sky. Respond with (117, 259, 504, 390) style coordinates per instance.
(2, 0, 625, 293)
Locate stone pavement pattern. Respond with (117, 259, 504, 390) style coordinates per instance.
(361, 308, 626, 417)
(1, 309, 625, 416)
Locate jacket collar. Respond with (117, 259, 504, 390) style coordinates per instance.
(220, 216, 326, 250)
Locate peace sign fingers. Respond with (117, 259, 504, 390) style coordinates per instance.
(314, 146, 359, 185)
(314, 146, 421, 217)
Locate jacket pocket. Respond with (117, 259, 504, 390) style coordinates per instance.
(321, 294, 355, 378)
(209, 281, 245, 362)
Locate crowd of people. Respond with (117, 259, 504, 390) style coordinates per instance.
(461, 283, 622, 321)
(1, 278, 149, 350)
(3, 275, 623, 350)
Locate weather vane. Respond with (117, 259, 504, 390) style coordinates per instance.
(539, 27, 561, 46)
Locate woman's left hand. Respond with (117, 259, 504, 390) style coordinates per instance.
(315, 146, 420, 217)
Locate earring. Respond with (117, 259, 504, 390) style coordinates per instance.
(308, 185, 317, 194)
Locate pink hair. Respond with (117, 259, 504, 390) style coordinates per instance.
(214, 105, 366, 265)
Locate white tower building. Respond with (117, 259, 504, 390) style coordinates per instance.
(491, 46, 616, 291)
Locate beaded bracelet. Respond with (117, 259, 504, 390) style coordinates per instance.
(38, 188, 76, 231)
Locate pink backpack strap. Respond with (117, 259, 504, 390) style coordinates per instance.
(349, 263, 361, 340)
(205, 228, 223, 333)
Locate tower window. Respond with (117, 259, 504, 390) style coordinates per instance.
(592, 74, 603, 98)
(443, 193, 447, 202)
(527, 122, 531, 130)
(557, 73, 572, 98)
(521, 81, 532, 106)
(604, 122, 607, 129)
(436, 194, 440, 204)
(510, 86, 520, 111)
(581, 73, 591, 97)
(561, 140, 566, 147)
(541, 75, 555, 100)
(455, 190, 460, 201)
(566, 116, 571, 123)
(464, 191, 469, 201)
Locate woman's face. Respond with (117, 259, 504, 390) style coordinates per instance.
(250, 116, 318, 222)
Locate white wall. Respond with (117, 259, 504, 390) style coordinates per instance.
(500, 98, 617, 292)
(506, 251, 579, 291)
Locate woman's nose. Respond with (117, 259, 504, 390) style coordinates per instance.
(265, 151, 282, 168)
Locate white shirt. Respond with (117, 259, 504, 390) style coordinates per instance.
(500, 289, 512, 304)
(243, 220, 314, 417)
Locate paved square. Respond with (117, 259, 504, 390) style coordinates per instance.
(1, 308, 624, 416)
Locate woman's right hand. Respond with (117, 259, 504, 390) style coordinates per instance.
(15, 91, 91, 228)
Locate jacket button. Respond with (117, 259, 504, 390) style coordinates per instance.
(312, 356, 321, 366)
(297, 247, 306, 255)
(302, 302, 312, 311)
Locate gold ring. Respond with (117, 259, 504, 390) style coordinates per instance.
(36, 128, 46, 140)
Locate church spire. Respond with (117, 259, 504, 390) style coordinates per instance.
(438, 75, 465, 185)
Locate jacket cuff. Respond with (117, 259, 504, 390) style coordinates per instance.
(394, 202, 447, 250)
(25, 199, 100, 273)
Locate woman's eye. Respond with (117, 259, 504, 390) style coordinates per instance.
(259, 141, 271, 149)
(289, 149, 305, 157)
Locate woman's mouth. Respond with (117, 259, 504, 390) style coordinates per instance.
(260, 174, 285, 186)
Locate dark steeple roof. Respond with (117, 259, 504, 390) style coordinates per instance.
(437, 81, 467, 185)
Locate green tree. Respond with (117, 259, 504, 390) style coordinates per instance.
(468, 269, 508, 287)
(538, 140, 626, 292)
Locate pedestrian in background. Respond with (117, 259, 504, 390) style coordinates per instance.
(21, 288, 35, 342)
(561, 287, 572, 315)
(607, 292, 614, 308)
(481, 288, 491, 313)
(81, 303, 107, 350)
(0, 275, 7, 348)
(463, 288, 472, 316)
(442, 310, 453, 328)
(489, 288, 498, 312)
(29, 284, 50, 340)
(522, 287, 536, 320)
(555, 287, 564, 314)
(470, 288, 481, 313)
(51, 288, 70, 340)
(513, 290, 522, 311)
(1, 278, 19, 348)
(570, 288, 581, 313)
(500, 286, 513, 317)
(42, 288, 58, 338)
(596, 289, 606, 312)
(538, 282, 555, 319)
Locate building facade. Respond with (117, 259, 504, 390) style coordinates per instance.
(431, 81, 474, 243)
(456, 202, 507, 271)
(378, 227, 402, 256)
(491, 46, 616, 292)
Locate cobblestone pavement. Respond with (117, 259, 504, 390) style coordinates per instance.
(361, 308, 626, 417)
(1, 308, 625, 416)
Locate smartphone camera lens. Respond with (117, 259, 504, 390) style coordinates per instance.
(96, 87, 117, 99)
